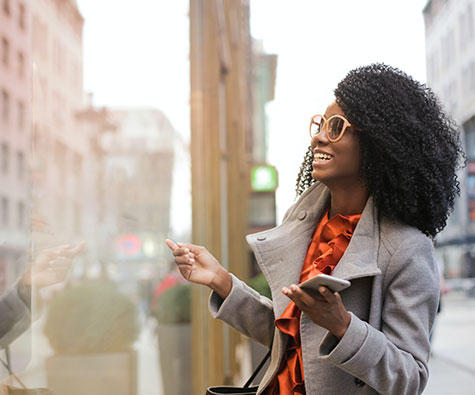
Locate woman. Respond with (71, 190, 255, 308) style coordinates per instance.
(165, 64, 464, 394)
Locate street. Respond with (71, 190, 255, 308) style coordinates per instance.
(423, 290, 475, 394)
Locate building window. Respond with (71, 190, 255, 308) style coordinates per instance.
(468, 3, 474, 43)
(53, 40, 64, 75)
(74, 203, 81, 234)
(17, 151, 24, 179)
(17, 51, 24, 78)
(17, 201, 24, 228)
(441, 29, 455, 69)
(3, 0, 9, 16)
(427, 52, 440, 83)
(54, 140, 66, 181)
(459, 12, 466, 50)
(1, 37, 9, 67)
(448, 80, 458, 113)
(2, 89, 9, 122)
(463, 66, 470, 97)
(465, 119, 475, 160)
(56, 198, 64, 230)
(74, 152, 82, 186)
(1, 197, 8, 227)
(471, 61, 475, 94)
(459, 5, 474, 50)
(1, 143, 8, 174)
(32, 16, 48, 60)
(17, 100, 24, 131)
(19, 3, 25, 30)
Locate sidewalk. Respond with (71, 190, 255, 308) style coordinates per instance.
(423, 290, 475, 394)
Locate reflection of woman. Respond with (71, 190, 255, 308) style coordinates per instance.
(166, 64, 465, 394)
(0, 242, 84, 348)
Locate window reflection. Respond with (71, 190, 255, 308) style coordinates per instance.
(1, 0, 191, 394)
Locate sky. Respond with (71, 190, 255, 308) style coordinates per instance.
(77, 0, 429, 222)
(76, 0, 190, 136)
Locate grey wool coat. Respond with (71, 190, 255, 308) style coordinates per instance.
(0, 281, 31, 349)
(209, 181, 440, 395)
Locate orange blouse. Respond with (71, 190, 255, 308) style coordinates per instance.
(264, 209, 361, 395)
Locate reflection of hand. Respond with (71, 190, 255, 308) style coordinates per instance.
(282, 284, 351, 340)
(165, 239, 232, 299)
(21, 241, 86, 289)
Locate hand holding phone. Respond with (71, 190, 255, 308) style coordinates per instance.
(299, 273, 351, 293)
(282, 274, 351, 340)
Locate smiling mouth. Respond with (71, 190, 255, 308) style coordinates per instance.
(313, 152, 334, 163)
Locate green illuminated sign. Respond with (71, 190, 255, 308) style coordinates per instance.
(251, 165, 277, 192)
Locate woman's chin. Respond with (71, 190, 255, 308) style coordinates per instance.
(311, 169, 326, 182)
(312, 170, 334, 189)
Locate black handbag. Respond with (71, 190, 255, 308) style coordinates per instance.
(206, 350, 271, 395)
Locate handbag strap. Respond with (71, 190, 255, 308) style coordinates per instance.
(243, 350, 271, 388)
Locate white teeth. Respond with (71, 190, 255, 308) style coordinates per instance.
(314, 152, 332, 161)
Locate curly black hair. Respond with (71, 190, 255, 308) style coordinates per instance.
(296, 63, 465, 238)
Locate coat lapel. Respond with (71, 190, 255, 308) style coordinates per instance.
(331, 195, 382, 280)
(246, 182, 381, 317)
(246, 182, 329, 317)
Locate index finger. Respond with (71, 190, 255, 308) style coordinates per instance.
(165, 239, 178, 251)
(69, 241, 86, 255)
(176, 242, 202, 255)
(59, 241, 86, 257)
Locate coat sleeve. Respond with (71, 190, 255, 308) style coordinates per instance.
(318, 237, 439, 395)
(209, 273, 275, 348)
(0, 281, 32, 349)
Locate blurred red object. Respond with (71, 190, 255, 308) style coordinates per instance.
(151, 269, 186, 309)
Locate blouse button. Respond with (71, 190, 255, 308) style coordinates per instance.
(257, 236, 266, 241)
(297, 211, 307, 220)
(354, 378, 365, 387)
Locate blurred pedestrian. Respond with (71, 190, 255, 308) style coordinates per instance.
(167, 64, 464, 394)
(138, 276, 153, 320)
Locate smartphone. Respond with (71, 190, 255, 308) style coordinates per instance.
(299, 274, 351, 293)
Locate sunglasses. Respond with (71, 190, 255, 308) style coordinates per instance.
(309, 114, 354, 143)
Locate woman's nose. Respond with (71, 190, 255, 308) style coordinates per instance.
(312, 128, 330, 146)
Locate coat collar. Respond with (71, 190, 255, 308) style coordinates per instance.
(246, 182, 381, 316)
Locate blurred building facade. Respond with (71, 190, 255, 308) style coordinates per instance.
(2, 0, 192, 391)
(75, 102, 117, 276)
(423, 0, 475, 277)
(30, 0, 88, 252)
(29, 0, 127, 283)
(29, 0, 188, 286)
(99, 107, 187, 292)
(249, 39, 278, 275)
(250, 41, 276, 165)
(0, 0, 31, 293)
